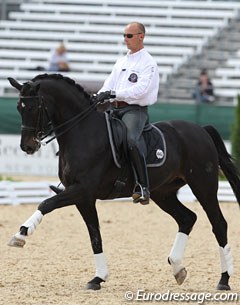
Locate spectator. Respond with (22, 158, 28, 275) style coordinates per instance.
(48, 42, 70, 72)
(193, 69, 215, 103)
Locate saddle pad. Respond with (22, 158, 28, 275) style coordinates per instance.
(143, 125, 167, 167)
(105, 112, 167, 168)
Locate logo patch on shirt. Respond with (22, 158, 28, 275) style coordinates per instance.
(128, 73, 138, 83)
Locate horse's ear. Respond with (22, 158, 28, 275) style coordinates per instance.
(8, 77, 23, 91)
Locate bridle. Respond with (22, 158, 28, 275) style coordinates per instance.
(19, 93, 100, 145)
(19, 95, 51, 145)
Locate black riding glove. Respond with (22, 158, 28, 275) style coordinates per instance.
(97, 90, 116, 103)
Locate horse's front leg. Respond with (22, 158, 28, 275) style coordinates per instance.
(8, 209, 43, 247)
(8, 187, 108, 290)
(8, 186, 82, 247)
(75, 203, 109, 290)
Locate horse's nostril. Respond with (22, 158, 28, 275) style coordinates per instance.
(26, 146, 34, 154)
(21, 143, 34, 154)
(20, 138, 41, 154)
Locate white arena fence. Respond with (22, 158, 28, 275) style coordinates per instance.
(0, 136, 235, 205)
(0, 134, 58, 177)
(0, 181, 56, 205)
(0, 180, 236, 205)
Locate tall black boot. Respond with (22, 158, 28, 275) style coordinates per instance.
(129, 146, 150, 205)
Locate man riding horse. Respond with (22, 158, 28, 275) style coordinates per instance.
(96, 22, 159, 205)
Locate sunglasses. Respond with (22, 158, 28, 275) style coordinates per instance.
(123, 33, 142, 39)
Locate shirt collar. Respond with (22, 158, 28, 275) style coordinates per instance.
(127, 48, 145, 58)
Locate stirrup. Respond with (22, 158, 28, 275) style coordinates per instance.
(132, 183, 150, 205)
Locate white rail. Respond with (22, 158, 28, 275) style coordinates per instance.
(0, 180, 237, 205)
(178, 181, 236, 203)
(0, 181, 56, 205)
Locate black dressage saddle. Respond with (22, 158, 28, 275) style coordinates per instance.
(105, 112, 167, 169)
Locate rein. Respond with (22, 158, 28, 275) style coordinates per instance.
(20, 94, 99, 145)
(43, 97, 99, 144)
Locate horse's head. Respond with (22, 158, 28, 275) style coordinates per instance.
(8, 77, 50, 154)
(9, 74, 98, 154)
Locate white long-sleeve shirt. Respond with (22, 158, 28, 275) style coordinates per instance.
(99, 48, 159, 106)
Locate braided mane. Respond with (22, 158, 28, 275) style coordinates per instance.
(32, 73, 91, 99)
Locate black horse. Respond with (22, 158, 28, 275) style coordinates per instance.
(8, 74, 240, 291)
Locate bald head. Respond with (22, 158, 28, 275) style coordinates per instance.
(127, 22, 145, 34)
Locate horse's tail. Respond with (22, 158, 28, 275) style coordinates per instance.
(204, 125, 240, 205)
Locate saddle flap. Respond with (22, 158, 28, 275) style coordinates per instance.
(105, 112, 167, 168)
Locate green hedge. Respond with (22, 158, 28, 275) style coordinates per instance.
(0, 97, 21, 134)
(0, 97, 235, 139)
(148, 103, 234, 139)
(231, 95, 240, 169)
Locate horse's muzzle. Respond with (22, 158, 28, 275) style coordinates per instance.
(21, 137, 41, 154)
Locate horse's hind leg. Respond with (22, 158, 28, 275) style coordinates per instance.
(201, 201, 232, 290)
(151, 190, 197, 285)
(189, 179, 233, 290)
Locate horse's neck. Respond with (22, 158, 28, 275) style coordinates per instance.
(57, 110, 108, 151)
(47, 91, 90, 125)
(56, 109, 116, 186)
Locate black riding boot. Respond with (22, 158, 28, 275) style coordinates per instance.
(129, 146, 150, 205)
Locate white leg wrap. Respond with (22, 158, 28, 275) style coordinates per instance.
(169, 232, 188, 275)
(94, 253, 109, 281)
(21, 210, 43, 235)
(219, 244, 233, 276)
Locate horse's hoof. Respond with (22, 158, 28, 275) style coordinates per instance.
(86, 282, 101, 290)
(8, 236, 26, 248)
(216, 283, 231, 291)
(85, 276, 104, 290)
(174, 267, 187, 285)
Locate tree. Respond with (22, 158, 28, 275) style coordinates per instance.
(231, 95, 240, 170)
